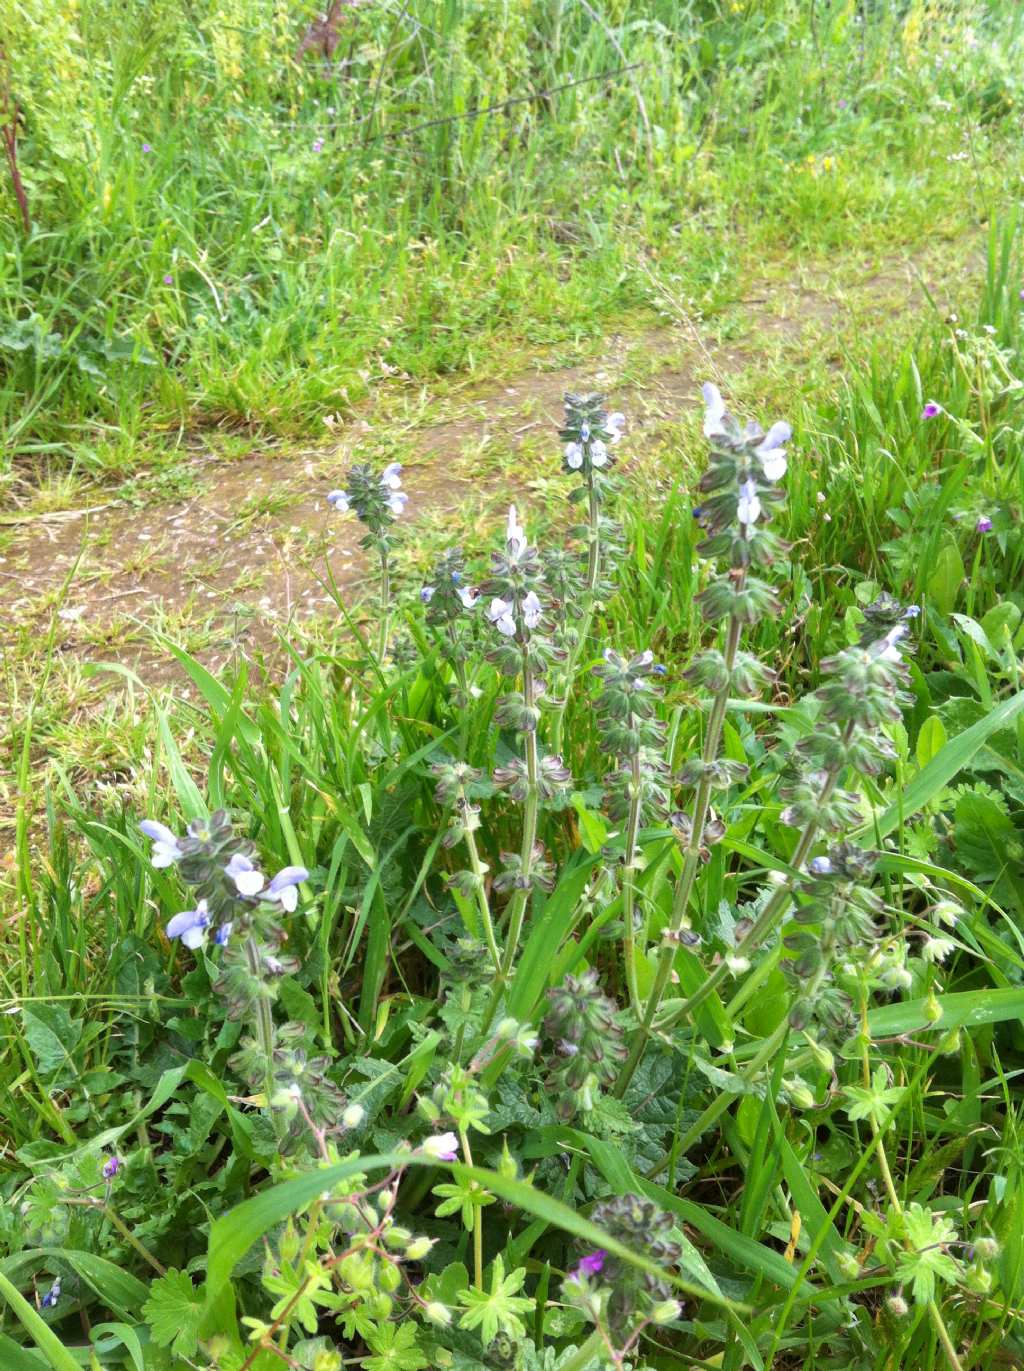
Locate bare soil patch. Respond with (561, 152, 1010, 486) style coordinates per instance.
(0, 243, 973, 686)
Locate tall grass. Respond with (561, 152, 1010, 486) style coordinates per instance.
(2, 0, 1024, 480)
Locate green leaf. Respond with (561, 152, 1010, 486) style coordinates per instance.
(0, 1271, 80, 1371)
(204, 1153, 745, 1321)
(21, 1005, 82, 1078)
(866, 687, 1024, 839)
(867, 986, 1024, 1037)
(457, 1255, 533, 1345)
(364, 1321, 428, 1371)
(142, 1269, 205, 1358)
(915, 715, 947, 769)
(927, 539, 964, 615)
(0, 1333, 47, 1371)
(954, 792, 1020, 882)
(0, 1250, 148, 1323)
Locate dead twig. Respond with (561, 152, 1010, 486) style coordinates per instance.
(0, 43, 30, 233)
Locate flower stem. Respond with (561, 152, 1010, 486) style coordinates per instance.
(246, 934, 282, 1142)
(460, 805, 502, 976)
(857, 994, 964, 1371)
(459, 1127, 484, 1291)
(613, 611, 743, 1097)
(621, 753, 644, 1016)
(378, 545, 391, 662)
(478, 655, 539, 1036)
(551, 472, 601, 758)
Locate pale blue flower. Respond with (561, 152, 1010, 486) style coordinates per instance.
(808, 856, 833, 875)
(422, 1131, 459, 1160)
(140, 819, 181, 868)
(506, 505, 527, 562)
(736, 479, 761, 525)
(590, 439, 609, 468)
(327, 489, 350, 513)
(166, 899, 211, 950)
(224, 853, 265, 897)
(755, 422, 790, 479)
(523, 591, 542, 628)
(606, 411, 625, 442)
(380, 462, 403, 490)
(41, 1277, 61, 1309)
(385, 489, 408, 516)
(458, 586, 480, 609)
(488, 597, 517, 636)
(214, 922, 233, 946)
(564, 441, 584, 469)
(264, 865, 309, 912)
(702, 382, 728, 438)
(420, 586, 436, 603)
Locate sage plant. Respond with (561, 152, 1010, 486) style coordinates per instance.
(550, 393, 624, 755)
(140, 812, 328, 1143)
(328, 460, 408, 658)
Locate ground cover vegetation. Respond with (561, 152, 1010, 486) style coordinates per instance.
(4, 2, 1024, 1369)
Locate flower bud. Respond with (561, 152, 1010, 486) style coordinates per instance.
(280, 1220, 301, 1264)
(965, 1263, 993, 1295)
(342, 1103, 365, 1129)
(424, 1300, 452, 1327)
(923, 989, 943, 1023)
(404, 1235, 436, 1261)
(837, 1252, 860, 1280)
(418, 1095, 441, 1123)
(974, 1237, 1000, 1261)
(887, 1294, 908, 1317)
(784, 1077, 816, 1109)
(651, 1298, 682, 1324)
(496, 1017, 519, 1039)
(378, 1260, 402, 1293)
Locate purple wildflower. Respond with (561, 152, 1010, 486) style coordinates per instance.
(567, 1249, 607, 1282)
(141, 143, 152, 153)
(312, 138, 324, 153)
(838, 98, 848, 110)
(976, 515, 993, 532)
(422, 1132, 459, 1161)
(140, 819, 181, 868)
(102, 1156, 121, 1180)
(921, 402, 941, 420)
(163, 274, 173, 285)
(264, 865, 309, 912)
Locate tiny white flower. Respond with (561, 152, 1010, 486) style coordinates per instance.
(421, 1131, 459, 1161)
(506, 505, 527, 562)
(523, 591, 542, 628)
(923, 935, 956, 963)
(702, 381, 728, 438)
(225, 854, 265, 897)
(488, 597, 517, 636)
(754, 420, 791, 482)
(875, 624, 907, 663)
(458, 586, 480, 609)
(736, 479, 761, 525)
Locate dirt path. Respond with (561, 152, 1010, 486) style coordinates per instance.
(0, 245, 968, 686)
